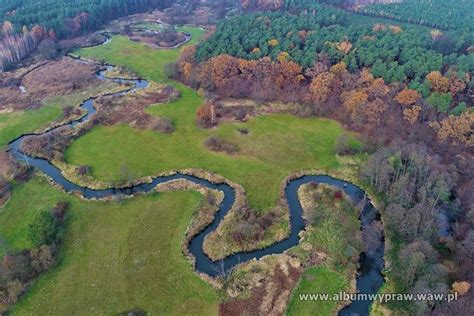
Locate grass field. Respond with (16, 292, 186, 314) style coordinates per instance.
(1, 177, 218, 315)
(71, 33, 358, 211)
(0, 106, 61, 150)
(0, 82, 117, 150)
(286, 266, 348, 316)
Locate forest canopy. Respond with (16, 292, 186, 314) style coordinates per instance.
(196, 8, 473, 85)
(0, 0, 172, 38)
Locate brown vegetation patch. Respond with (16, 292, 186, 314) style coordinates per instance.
(220, 255, 302, 316)
(128, 32, 189, 50)
(204, 136, 239, 155)
(21, 58, 100, 99)
(0, 151, 32, 207)
(57, 32, 108, 51)
(1, 58, 100, 112)
(93, 81, 180, 133)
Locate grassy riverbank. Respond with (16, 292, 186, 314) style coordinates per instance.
(1, 176, 219, 315)
(0, 83, 118, 150)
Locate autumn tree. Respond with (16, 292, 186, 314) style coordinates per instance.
(307, 71, 334, 104)
(448, 74, 466, 97)
(426, 71, 449, 93)
(196, 103, 217, 128)
(396, 89, 420, 106)
(199, 54, 240, 90)
(365, 78, 389, 99)
(452, 281, 471, 296)
(430, 112, 474, 146)
(342, 90, 368, 112)
(430, 29, 443, 49)
(403, 106, 422, 124)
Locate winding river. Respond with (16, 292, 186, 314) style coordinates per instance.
(7, 52, 384, 315)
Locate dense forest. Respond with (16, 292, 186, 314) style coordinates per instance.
(199, 3, 473, 81)
(196, 1, 473, 115)
(0, 0, 172, 38)
(358, 0, 474, 32)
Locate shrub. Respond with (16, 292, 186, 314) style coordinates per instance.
(52, 202, 68, 222)
(75, 165, 91, 176)
(151, 117, 174, 134)
(238, 128, 249, 135)
(196, 103, 216, 128)
(0, 176, 11, 199)
(334, 133, 359, 155)
(28, 210, 60, 247)
(204, 136, 239, 154)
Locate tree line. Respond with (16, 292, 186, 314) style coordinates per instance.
(356, 0, 474, 33)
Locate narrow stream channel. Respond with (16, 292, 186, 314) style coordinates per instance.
(7, 50, 385, 315)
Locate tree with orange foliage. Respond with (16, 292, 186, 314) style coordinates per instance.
(389, 25, 403, 33)
(336, 40, 352, 54)
(2, 21, 14, 36)
(452, 281, 471, 296)
(199, 54, 240, 90)
(273, 59, 303, 99)
(403, 106, 422, 124)
(448, 74, 466, 97)
(180, 45, 197, 64)
(427, 71, 449, 93)
(182, 62, 193, 82)
(330, 61, 347, 75)
(359, 68, 375, 85)
(349, 98, 388, 127)
(342, 90, 368, 112)
(268, 39, 279, 47)
(277, 51, 289, 63)
(396, 89, 420, 106)
(366, 78, 389, 99)
(430, 112, 474, 146)
(196, 103, 216, 128)
(308, 71, 334, 104)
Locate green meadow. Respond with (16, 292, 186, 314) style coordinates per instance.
(2, 177, 218, 315)
(70, 32, 358, 211)
(0, 83, 117, 150)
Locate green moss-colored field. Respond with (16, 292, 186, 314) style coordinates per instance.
(0, 82, 118, 150)
(71, 34, 358, 211)
(286, 266, 348, 316)
(0, 106, 61, 150)
(1, 177, 218, 315)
